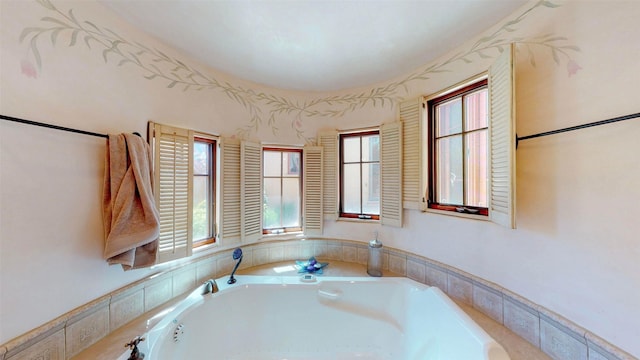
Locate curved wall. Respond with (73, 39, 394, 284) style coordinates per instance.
(1, 0, 639, 357)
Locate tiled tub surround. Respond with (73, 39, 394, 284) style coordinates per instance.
(0, 239, 635, 360)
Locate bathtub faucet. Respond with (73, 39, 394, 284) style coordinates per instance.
(125, 336, 145, 360)
(227, 248, 243, 284)
(202, 279, 219, 295)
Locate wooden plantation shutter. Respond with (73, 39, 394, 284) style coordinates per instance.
(241, 141, 262, 243)
(489, 43, 516, 229)
(219, 137, 241, 245)
(380, 122, 403, 227)
(317, 131, 339, 220)
(303, 146, 323, 235)
(399, 98, 426, 210)
(151, 123, 194, 264)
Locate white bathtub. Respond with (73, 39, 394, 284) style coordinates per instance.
(121, 275, 510, 360)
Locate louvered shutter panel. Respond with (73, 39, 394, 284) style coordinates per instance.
(303, 146, 323, 235)
(399, 98, 426, 210)
(152, 123, 193, 264)
(489, 43, 516, 229)
(220, 137, 241, 244)
(241, 141, 262, 243)
(317, 131, 338, 220)
(380, 122, 403, 227)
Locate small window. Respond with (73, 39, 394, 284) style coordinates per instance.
(193, 137, 216, 247)
(340, 131, 380, 220)
(427, 79, 489, 216)
(263, 148, 302, 234)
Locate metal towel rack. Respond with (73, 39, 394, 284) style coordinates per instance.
(2, 111, 638, 146)
(0, 114, 142, 139)
(516, 112, 640, 148)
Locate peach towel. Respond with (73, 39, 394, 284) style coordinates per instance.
(103, 133, 159, 270)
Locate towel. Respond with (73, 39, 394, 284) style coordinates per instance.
(103, 133, 160, 270)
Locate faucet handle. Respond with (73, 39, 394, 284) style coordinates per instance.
(125, 336, 145, 349)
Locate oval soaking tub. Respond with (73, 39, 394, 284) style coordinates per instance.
(120, 275, 510, 360)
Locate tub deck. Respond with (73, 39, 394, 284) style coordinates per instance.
(72, 261, 550, 360)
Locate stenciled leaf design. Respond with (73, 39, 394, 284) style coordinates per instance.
(21, 0, 578, 140)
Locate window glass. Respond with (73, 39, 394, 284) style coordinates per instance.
(436, 98, 462, 137)
(436, 135, 463, 205)
(340, 132, 380, 219)
(193, 138, 216, 245)
(429, 79, 488, 215)
(263, 148, 302, 233)
(465, 90, 488, 131)
(465, 129, 488, 207)
(343, 163, 361, 213)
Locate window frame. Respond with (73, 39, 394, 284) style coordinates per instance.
(339, 130, 381, 220)
(262, 147, 303, 235)
(427, 78, 489, 216)
(192, 136, 217, 248)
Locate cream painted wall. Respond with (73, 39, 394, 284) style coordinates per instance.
(1, 0, 639, 356)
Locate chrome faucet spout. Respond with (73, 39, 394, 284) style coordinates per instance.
(202, 279, 219, 295)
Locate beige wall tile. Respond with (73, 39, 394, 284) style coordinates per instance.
(300, 242, 314, 259)
(313, 241, 328, 258)
(238, 248, 253, 269)
(269, 245, 284, 263)
(585, 332, 635, 360)
(217, 254, 234, 275)
(283, 243, 300, 260)
(540, 316, 587, 360)
(110, 290, 144, 331)
(253, 247, 270, 266)
(7, 329, 65, 360)
(406, 259, 426, 283)
(388, 253, 406, 275)
(65, 306, 109, 358)
(425, 263, 448, 291)
(196, 258, 217, 284)
(326, 244, 343, 261)
(144, 276, 173, 311)
(357, 247, 368, 265)
(172, 266, 196, 296)
(447, 273, 473, 305)
(473, 282, 503, 324)
(504, 296, 540, 348)
(342, 245, 358, 263)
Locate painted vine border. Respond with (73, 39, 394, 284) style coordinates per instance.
(20, 0, 580, 141)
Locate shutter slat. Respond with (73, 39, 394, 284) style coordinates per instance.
(220, 139, 242, 243)
(489, 43, 516, 229)
(303, 146, 323, 235)
(317, 131, 338, 220)
(152, 123, 194, 264)
(380, 122, 403, 227)
(241, 141, 262, 243)
(399, 98, 426, 210)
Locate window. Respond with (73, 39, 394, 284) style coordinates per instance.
(427, 79, 488, 216)
(193, 137, 216, 247)
(151, 122, 219, 264)
(340, 131, 380, 219)
(263, 148, 302, 234)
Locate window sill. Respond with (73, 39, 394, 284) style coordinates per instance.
(260, 232, 305, 242)
(337, 217, 380, 224)
(424, 207, 490, 221)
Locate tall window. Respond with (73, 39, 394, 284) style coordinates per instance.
(428, 79, 488, 215)
(340, 131, 380, 219)
(193, 137, 216, 246)
(263, 148, 302, 234)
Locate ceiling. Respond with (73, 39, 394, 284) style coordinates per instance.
(100, 0, 528, 92)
